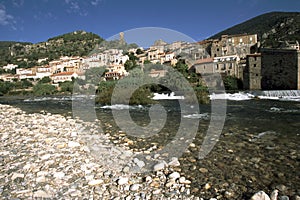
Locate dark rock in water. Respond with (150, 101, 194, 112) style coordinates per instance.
(279, 196, 289, 200)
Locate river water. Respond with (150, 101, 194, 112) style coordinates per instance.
(0, 94, 299, 199)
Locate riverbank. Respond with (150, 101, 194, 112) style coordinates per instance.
(0, 104, 201, 199)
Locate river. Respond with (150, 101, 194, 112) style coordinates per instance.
(0, 93, 299, 199)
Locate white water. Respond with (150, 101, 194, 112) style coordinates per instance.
(152, 92, 185, 100)
(100, 104, 144, 110)
(210, 92, 254, 101)
(183, 113, 209, 119)
(24, 95, 95, 102)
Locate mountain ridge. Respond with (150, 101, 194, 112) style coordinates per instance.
(209, 11, 300, 47)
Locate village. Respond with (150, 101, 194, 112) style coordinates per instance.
(0, 32, 299, 91)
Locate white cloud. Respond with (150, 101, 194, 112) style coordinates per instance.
(65, 0, 88, 16)
(0, 5, 15, 27)
(12, 0, 24, 7)
(91, 0, 102, 6)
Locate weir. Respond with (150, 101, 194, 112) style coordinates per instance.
(261, 90, 300, 97)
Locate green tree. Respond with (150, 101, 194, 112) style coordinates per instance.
(0, 81, 14, 95)
(38, 76, 52, 84)
(33, 83, 56, 95)
(223, 75, 243, 91)
(59, 81, 74, 93)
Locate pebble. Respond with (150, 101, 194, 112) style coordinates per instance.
(33, 190, 52, 198)
(130, 184, 140, 191)
(153, 162, 165, 171)
(199, 168, 208, 173)
(118, 177, 129, 185)
(251, 191, 271, 200)
(168, 172, 180, 179)
(68, 141, 81, 148)
(11, 173, 24, 181)
(88, 179, 104, 186)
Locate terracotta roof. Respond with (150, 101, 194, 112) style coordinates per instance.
(51, 72, 75, 76)
(194, 58, 214, 65)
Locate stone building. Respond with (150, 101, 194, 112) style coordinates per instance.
(211, 34, 258, 58)
(243, 53, 262, 90)
(192, 58, 214, 74)
(260, 48, 300, 90)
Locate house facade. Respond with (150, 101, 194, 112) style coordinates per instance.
(261, 48, 300, 90)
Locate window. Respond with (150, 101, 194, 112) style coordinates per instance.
(254, 64, 256, 67)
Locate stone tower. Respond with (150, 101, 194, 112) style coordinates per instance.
(119, 32, 125, 45)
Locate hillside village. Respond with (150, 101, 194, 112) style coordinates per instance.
(0, 31, 299, 92)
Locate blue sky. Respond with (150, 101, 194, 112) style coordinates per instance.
(0, 0, 299, 46)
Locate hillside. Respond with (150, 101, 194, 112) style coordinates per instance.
(0, 30, 103, 67)
(210, 12, 300, 48)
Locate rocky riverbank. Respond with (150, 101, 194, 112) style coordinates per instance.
(0, 103, 298, 200)
(0, 104, 200, 199)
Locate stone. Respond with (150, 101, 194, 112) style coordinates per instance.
(153, 162, 165, 171)
(189, 143, 196, 148)
(168, 157, 180, 167)
(68, 141, 80, 148)
(88, 179, 104, 186)
(279, 196, 289, 200)
(145, 176, 152, 183)
(36, 176, 46, 183)
(168, 172, 180, 180)
(199, 168, 208, 173)
(40, 154, 51, 160)
(150, 180, 160, 188)
(11, 173, 24, 181)
(53, 172, 65, 179)
(134, 159, 145, 168)
(251, 191, 271, 200)
(270, 189, 278, 200)
(152, 189, 161, 195)
(204, 183, 211, 190)
(33, 190, 52, 198)
(123, 166, 130, 173)
(130, 184, 140, 191)
(117, 177, 129, 185)
(276, 184, 287, 192)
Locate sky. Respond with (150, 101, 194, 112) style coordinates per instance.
(0, 0, 299, 46)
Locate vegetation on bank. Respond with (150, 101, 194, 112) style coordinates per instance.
(93, 59, 210, 105)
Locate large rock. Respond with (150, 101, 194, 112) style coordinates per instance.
(251, 191, 271, 200)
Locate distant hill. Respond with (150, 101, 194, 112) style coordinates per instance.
(0, 30, 103, 67)
(209, 12, 300, 48)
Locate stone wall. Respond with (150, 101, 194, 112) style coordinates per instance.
(261, 48, 300, 90)
(243, 54, 262, 90)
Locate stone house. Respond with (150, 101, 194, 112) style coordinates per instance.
(243, 53, 262, 90)
(261, 48, 300, 90)
(191, 58, 214, 74)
